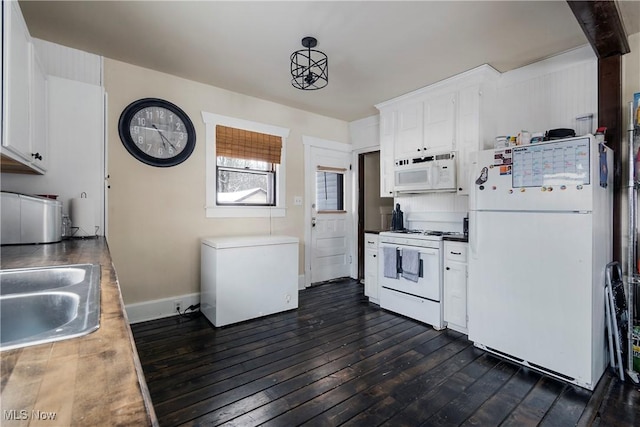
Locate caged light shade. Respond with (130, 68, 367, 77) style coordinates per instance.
(290, 37, 328, 90)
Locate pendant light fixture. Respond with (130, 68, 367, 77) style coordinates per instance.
(290, 36, 328, 90)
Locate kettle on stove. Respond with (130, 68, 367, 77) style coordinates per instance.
(391, 203, 404, 231)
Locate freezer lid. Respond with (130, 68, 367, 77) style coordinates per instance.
(201, 235, 299, 249)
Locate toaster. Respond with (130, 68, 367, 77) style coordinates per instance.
(1, 192, 62, 245)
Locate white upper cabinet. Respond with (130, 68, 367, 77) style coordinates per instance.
(30, 49, 48, 172)
(1, 0, 48, 173)
(395, 100, 424, 157)
(423, 90, 456, 153)
(376, 64, 498, 196)
(378, 109, 395, 198)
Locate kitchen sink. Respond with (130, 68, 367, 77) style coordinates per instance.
(0, 264, 101, 351)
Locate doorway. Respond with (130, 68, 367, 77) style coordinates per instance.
(357, 151, 393, 281)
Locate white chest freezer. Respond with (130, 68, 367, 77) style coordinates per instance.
(200, 235, 299, 326)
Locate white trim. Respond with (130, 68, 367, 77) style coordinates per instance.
(125, 293, 200, 324)
(375, 64, 500, 109)
(303, 135, 355, 287)
(303, 135, 352, 152)
(498, 45, 596, 86)
(201, 111, 290, 138)
(127, 277, 307, 323)
(201, 111, 291, 218)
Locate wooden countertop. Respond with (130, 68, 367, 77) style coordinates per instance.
(0, 238, 157, 427)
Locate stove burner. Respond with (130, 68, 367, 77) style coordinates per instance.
(424, 230, 462, 236)
(390, 229, 423, 234)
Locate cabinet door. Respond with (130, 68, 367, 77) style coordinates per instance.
(444, 261, 467, 331)
(364, 234, 379, 301)
(30, 49, 47, 172)
(364, 248, 379, 300)
(456, 85, 480, 194)
(424, 91, 456, 153)
(395, 100, 423, 158)
(379, 110, 395, 197)
(2, 0, 32, 162)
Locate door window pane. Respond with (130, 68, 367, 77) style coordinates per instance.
(316, 171, 344, 211)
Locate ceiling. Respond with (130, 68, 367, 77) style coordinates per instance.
(18, 1, 640, 122)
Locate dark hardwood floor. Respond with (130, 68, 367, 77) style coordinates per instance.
(131, 279, 640, 426)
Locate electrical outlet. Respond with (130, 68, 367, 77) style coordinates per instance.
(294, 196, 303, 206)
(174, 300, 182, 313)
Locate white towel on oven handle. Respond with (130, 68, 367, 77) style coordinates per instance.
(401, 249, 420, 282)
(383, 246, 398, 279)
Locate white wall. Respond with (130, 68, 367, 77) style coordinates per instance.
(105, 59, 349, 306)
(496, 45, 597, 137)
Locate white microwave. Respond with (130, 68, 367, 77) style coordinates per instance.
(394, 151, 457, 193)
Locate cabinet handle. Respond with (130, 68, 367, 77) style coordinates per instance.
(367, 241, 375, 244)
(417, 148, 421, 152)
(446, 267, 450, 270)
(451, 252, 462, 255)
(31, 152, 43, 161)
(373, 254, 376, 258)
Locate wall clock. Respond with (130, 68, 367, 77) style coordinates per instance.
(118, 98, 196, 167)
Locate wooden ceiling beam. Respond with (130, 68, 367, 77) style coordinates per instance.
(567, 0, 631, 263)
(567, 0, 630, 58)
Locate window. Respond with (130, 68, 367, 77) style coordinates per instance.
(216, 125, 281, 206)
(316, 170, 345, 211)
(202, 112, 290, 218)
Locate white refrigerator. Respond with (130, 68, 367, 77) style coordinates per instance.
(468, 135, 612, 390)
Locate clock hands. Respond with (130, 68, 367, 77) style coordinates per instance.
(151, 124, 178, 151)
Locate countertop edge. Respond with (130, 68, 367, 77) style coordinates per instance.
(108, 256, 159, 427)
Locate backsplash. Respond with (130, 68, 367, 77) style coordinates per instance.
(395, 192, 469, 215)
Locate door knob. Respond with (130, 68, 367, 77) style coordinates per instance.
(312, 217, 316, 227)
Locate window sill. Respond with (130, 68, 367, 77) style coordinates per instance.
(206, 206, 286, 218)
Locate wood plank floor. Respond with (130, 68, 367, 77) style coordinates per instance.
(131, 279, 640, 426)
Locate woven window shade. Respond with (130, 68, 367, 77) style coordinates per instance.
(216, 125, 282, 164)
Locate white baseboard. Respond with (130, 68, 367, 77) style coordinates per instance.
(128, 276, 306, 323)
(125, 293, 200, 324)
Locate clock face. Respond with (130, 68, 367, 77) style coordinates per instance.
(118, 99, 196, 167)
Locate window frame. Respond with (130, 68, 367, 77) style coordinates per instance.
(202, 111, 290, 218)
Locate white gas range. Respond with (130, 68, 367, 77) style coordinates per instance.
(378, 229, 463, 329)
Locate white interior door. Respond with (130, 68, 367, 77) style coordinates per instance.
(309, 145, 352, 284)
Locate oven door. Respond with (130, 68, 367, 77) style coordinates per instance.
(378, 242, 441, 301)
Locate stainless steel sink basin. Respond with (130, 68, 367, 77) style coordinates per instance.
(0, 264, 101, 351)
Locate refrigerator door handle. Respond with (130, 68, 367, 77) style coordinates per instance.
(470, 211, 478, 259)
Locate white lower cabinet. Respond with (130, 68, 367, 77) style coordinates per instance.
(444, 241, 468, 333)
(364, 233, 380, 304)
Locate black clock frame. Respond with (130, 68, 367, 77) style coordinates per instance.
(118, 98, 196, 167)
